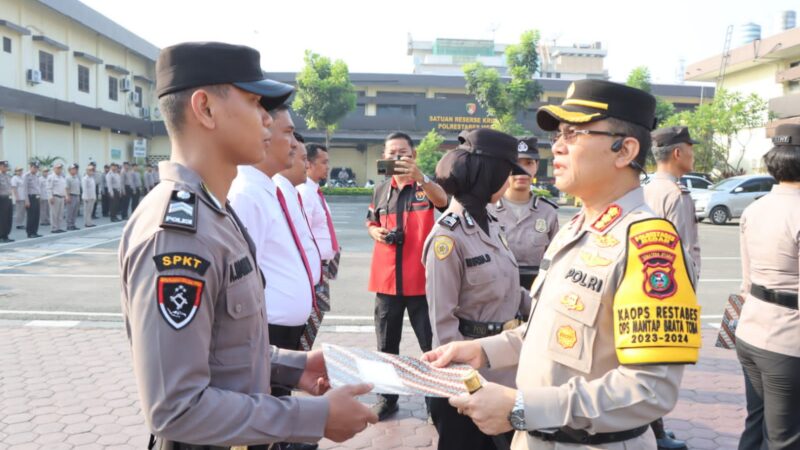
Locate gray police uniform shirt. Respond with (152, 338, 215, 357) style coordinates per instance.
(19, 171, 42, 198)
(423, 200, 529, 387)
(48, 173, 67, 197)
(119, 161, 328, 445)
(643, 172, 701, 275)
(106, 172, 122, 192)
(133, 171, 143, 190)
(67, 175, 81, 196)
(0, 172, 10, 197)
(480, 188, 696, 450)
(490, 195, 559, 272)
(736, 184, 800, 358)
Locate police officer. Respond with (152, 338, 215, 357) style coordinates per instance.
(736, 123, 800, 450)
(131, 162, 143, 211)
(66, 163, 81, 230)
(489, 136, 559, 290)
(48, 162, 68, 233)
(39, 167, 51, 227)
(424, 80, 701, 450)
(100, 164, 111, 217)
(19, 162, 42, 238)
(106, 163, 122, 222)
(0, 161, 12, 242)
(424, 128, 531, 450)
(644, 126, 701, 275)
(11, 167, 25, 230)
(120, 41, 376, 449)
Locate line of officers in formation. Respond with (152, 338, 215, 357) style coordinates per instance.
(119, 41, 799, 450)
(0, 160, 160, 241)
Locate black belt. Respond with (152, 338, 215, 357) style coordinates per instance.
(530, 425, 648, 445)
(53, 194, 64, 198)
(751, 283, 798, 310)
(150, 435, 273, 450)
(458, 318, 520, 338)
(518, 265, 539, 275)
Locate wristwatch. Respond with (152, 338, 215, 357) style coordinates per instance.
(422, 174, 431, 184)
(508, 390, 526, 431)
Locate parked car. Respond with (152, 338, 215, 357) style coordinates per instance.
(692, 175, 776, 225)
(641, 173, 712, 193)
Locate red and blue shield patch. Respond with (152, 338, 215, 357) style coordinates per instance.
(157, 276, 204, 330)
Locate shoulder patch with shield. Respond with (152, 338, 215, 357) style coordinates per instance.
(157, 276, 204, 330)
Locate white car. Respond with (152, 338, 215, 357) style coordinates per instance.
(692, 175, 776, 225)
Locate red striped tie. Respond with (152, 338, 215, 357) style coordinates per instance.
(276, 187, 317, 311)
(317, 187, 339, 254)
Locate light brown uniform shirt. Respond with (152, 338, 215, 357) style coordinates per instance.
(490, 195, 559, 271)
(643, 172, 701, 275)
(423, 200, 528, 386)
(736, 184, 800, 357)
(119, 161, 328, 446)
(480, 188, 695, 450)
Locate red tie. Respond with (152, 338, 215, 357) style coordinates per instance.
(298, 193, 322, 283)
(317, 187, 339, 254)
(276, 187, 317, 311)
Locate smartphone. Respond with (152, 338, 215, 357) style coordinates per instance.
(377, 158, 400, 176)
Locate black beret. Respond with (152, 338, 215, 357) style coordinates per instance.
(772, 124, 800, 146)
(156, 42, 294, 111)
(538, 80, 657, 131)
(652, 126, 697, 147)
(457, 128, 527, 175)
(516, 136, 540, 160)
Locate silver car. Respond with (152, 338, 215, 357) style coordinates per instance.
(693, 175, 776, 225)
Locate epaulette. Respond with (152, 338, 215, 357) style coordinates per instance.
(680, 185, 691, 194)
(161, 189, 198, 233)
(535, 196, 559, 209)
(438, 212, 460, 230)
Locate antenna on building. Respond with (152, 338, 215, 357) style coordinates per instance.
(487, 23, 500, 41)
(717, 25, 734, 90)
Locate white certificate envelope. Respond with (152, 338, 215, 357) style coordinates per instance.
(322, 343, 475, 397)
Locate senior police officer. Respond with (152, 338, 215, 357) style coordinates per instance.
(66, 163, 82, 230)
(48, 162, 68, 233)
(424, 128, 532, 450)
(423, 80, 701, 450)
(644, 126, 701, 276)
(119, 42, 376, 449)
(489, 136, 559, 290)
(0, 161, 12, 242)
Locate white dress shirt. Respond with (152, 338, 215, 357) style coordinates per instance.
(297, 178, 336, 261)
(274, 174, 321, 285)
(82, 175, 96, 200)
(229, 165, 313, 326)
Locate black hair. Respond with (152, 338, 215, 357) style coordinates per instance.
(306, 143, 328, 162)
(605, 117, 652, 167)
(293, 131, 305, 144)
(763, 146, 800, 182)
(385, 131, 414, 149)
(159, 85, 230, 134)
(268, 103, 290, 118)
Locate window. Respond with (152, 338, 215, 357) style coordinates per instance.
(693, 178, 712, 189)
(134, 86, 143, 107)
(376, 104, 416, 118)
(758, 178, 776, 192)
(78, 65, 89, 93)
(108, 76, 118, 101)
(2, 37, 10, 53)
(39, 50, 54, 82)
(738, 178, 773, 193)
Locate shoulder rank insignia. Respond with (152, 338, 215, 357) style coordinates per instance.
(590, 203, 622, 233)
(680, 185, 691, 194)
(162, 190, 197, 232)
(464, 212, 475, 228)
(157, 275, 204, 330)
(433, 236, 455, 260)
(438, 213, 460, 230)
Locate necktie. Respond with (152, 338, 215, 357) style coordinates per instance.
(276, 187, 317, 311)
(317, 187, 339, 254)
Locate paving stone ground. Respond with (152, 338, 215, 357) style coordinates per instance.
(0, 324, 745, 449)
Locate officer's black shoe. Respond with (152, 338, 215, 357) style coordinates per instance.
(0, 238, 12, 243)
(657, 435, 688, 450)
(28, 234, 42, 238)
(371, 398, 399, 422)
(16, 226, 24, 229)
(666, 430, 676, 439)
(67, 226, 78, 231)
(85, 224, 96, 228)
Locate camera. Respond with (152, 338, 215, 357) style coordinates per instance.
(376, 155, 402, 176)
(384, 229, 405, 245)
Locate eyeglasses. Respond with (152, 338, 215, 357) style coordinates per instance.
(550, 128, 627, 144)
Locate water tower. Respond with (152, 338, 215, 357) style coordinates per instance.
(776, 10, 796, 32)
(735, 22, 762, 46)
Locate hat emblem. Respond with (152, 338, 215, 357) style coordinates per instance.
(517, 141, 529, 153)
(566, 82, 576, 99)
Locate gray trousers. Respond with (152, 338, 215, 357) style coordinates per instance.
(14, 200, 25, 227)
(40, 198, 50, 225)
(66, 194, 80, 228)
(83, 200, 95, 226)
(50, 196, 65, 231)
(737, 338, 800, 450)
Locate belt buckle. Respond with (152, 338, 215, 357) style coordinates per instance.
(503, 319, 521, 331)
(230, 446, 248, 450)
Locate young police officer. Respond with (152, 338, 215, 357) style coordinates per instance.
(424, 80, 701, 450)
(119, 42, 376, 449)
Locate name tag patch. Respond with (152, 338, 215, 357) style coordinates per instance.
(154, 252, 210, 276)
(229, 256, 253, 282)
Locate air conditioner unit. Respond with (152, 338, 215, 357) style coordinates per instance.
(131, 91, 140, 104)
(120, 77, 132, 92)
(26, 69, 42, 84)
(140, 107, 150, 119)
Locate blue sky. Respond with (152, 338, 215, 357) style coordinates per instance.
(81, 0, 799, 84)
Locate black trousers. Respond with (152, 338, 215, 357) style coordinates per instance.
(110, 190, 120, 220)
(120, 190, 130, 218)
(737, 338, 800, 450)
(26, 196, 40, 236)
(131, 189, 141, 212)
(429, 397, 512, 450)
(374, 293, 433, 403)
(268, 324, 306, 398)
(101, 192, 110, 216)
(0, 196, 11, 238)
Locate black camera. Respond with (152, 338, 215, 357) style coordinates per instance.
(384, 229, 405, 245)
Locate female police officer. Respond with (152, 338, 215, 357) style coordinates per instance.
(423, 128, 530, 450)
(736, 123, 800, 450)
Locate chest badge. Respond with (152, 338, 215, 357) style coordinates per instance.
(580, 251, 612, 267)
(415, 190, 426, 202)
(593, 234, 620, 248)
(535, 218, 547, 233)
(433, 236, 455, 260)
(560, 293, 584, 311)
(557, 325, 578, 349)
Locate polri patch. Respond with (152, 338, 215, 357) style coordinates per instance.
(161, 190, 197, 232)
(433, 236, 454, 260)
(157, 276, 204, 330)
(153, 252, 210, 276)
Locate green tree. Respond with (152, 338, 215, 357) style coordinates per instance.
(662, 89, 769, 173)
(415, 129, 445, 175)
(625, 65, 675, 125)
(463, 30, 543, 135)
(31, 155, 64, 169)
(293, 50, 357, 147)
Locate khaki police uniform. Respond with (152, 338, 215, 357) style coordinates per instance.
(48, 171, 68, 232)
(120, 161, 328, 446)
(643, 173, 701, 275)
(491, 196, 558, 288)
(66, 172, 81, 229)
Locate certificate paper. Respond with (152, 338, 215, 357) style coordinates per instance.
(322, 343, 474, 397)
